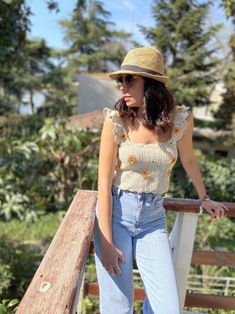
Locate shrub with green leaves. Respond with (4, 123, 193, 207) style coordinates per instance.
(0, 115, 99, 222)
(0, 237, 42, 301)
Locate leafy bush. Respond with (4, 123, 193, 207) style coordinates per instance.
(169, 154, 235, 202)
(0, 237, 42, 301)
(0, 299, 19, 314)
(0, 116, 99, 222)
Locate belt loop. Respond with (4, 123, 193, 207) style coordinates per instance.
(117, 188, 123, 197)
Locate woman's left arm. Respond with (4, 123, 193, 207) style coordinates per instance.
(177, 111, 229, 219)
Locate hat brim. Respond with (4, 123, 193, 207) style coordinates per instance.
(109, 70, 168, 85)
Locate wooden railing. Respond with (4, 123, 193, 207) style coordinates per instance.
(16, 190, 235, 314)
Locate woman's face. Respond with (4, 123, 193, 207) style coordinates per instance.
(116, 74, 145, 108)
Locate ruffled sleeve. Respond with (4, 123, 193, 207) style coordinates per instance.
(172, 105, 190, 141)
(103, 108, 128, 145)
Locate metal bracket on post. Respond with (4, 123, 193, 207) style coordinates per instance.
(169, 212, 199, 312)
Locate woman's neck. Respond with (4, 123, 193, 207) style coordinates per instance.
(137, 107, 144, 118)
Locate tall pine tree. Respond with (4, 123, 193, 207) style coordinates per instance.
(60, 0, 131, 76)
(214, 32, 235, 130)
(213, 2, 235, 130)
(139, 0, 220, 108)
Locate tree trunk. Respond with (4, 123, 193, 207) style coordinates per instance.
(30, 90, 35, 114)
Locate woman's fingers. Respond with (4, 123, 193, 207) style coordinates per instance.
(221, 203, 229, 212)
(103, 249, 125, 275)
(204, 206, 216, 218)
(104, 263, 122, 276)
(203, 200, 230, 220)
(214, 205, 223, 217)
(113, 264, 122, 275)
(116, 249, 126, 264)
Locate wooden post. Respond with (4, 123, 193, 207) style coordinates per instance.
(169, 212, 199, 311)
(76, 269, 86, 314)
(16, 190, 97, 314)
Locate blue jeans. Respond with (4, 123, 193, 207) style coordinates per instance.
(93, 186, 180, 314)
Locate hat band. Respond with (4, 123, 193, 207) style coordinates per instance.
(121, 65, 163, 76)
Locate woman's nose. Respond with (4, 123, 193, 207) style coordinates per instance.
(120, 85, 129, 92)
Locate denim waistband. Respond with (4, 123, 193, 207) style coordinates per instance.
(112, 185, 162, 201)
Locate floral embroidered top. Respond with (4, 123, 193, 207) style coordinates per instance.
(103, 105, 190, 194)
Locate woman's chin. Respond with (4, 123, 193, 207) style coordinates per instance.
(126, 103, 144, 108)
(125, 100, 143, 108)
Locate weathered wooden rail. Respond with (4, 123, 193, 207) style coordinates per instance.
(16, 190, 235, 314)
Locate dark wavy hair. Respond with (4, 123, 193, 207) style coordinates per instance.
(114, 77, 175, 134)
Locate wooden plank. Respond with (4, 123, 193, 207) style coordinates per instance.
(185, 292, 235, 310)
(84, 282, 145, 301)
(84, 283, 235, 310)
(192, 251, 235, 267)
(89, 242, 235, 268)
(16, 190, 97, 314)
(164, 198, 235, 217)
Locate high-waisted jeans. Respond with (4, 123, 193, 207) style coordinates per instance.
(93, 186, 180, 314)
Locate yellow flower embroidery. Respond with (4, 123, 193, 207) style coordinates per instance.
(119, 134, 128, 142)
(173, 127, 180, 134)
(127, 154, 137, 164)
(167, 169, 172, 176)
(140, 170, 151, 179)
(170, 156, 177, 164)
(176, 107, 185, 113)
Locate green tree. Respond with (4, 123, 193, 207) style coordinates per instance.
(6, 38, 52, 114)
(139, 0, 220, 109)
(0, 114, 100, 221)
(214, 30, 235, 130)
(221, 0, 235, 17)
(0, 0, 30, 73)
(60, 0, 131, 76)
(39, 59, 77, 117)
(0, 0, 31, 114)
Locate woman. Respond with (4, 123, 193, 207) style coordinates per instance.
(93, 47, 228, 314)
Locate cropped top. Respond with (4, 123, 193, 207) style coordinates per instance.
(104, 105, 190, 194)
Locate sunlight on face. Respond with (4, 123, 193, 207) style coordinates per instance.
(117, 75, 145, 108)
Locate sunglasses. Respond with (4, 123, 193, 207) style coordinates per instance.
(116, 75, 137, 89)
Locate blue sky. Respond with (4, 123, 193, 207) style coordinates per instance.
(28, 0, 233, 50)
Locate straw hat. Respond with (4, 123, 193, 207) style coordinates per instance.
(109, 47, 168, 85)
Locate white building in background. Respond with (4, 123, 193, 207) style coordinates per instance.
(77, 73, 121, 114)
(20, 92, 45, 115)
(193, 82, 226, 121)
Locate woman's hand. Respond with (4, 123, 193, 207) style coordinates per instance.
(200, 199, 229, 220)
(101, 240, 126, 276)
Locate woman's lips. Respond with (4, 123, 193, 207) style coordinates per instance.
(124, 96, 132, 101)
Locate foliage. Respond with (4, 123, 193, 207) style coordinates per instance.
(214, 32, 235, 130)
(0, 299, 19, 314)
(59, 0, 131, 75)
(0, 0, 31, 71)
(168, 155, 235, 202)
(0, 236, 42, 301)
(39, 63, 78, 117)
(0, 213, 60, 243)
(0, 0, 31, 114)
(0, 114, 100, 222)
(139, 0, 220, 109)
(221, 0, 235, 17)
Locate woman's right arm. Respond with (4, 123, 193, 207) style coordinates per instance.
(97, 115, 118, 243)
(97, 115, 126, 275)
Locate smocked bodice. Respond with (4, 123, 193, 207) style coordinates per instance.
(103, 106, 189, 194)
